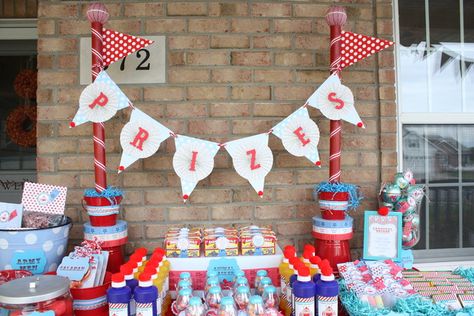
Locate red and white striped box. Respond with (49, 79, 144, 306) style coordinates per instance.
(167, 246, 283, 297)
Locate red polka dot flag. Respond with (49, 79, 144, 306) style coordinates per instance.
(340, 31, 394, 70)
(102, 28, 154, 67)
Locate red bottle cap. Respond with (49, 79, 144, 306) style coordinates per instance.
(303, 250, 313, 260)
(128, 260, 138, 269)
(321, 265, 333, 277)
(112, 273, 125, 283)
(146, 259, 159, 270)
(289, 257, 299, 266)
(310, 256, 321, 265)
(130, 253, 142, 263)
(120, 264, 133, 276)
(144, 266, 157, 276)
(298, 266, 310, 277)
(151, 253, 163, 263)
(293, 260, 304, 271)
(139, 273, 152, 282)
(284, 248, 296, 259)
(154, 248, 165, 256)
(135, 247, 147, 258)
(303, 244, 315, 254)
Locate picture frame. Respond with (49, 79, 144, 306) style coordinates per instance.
(363, 210, 402, 262)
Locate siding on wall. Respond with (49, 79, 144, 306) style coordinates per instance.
(36, 0, 396, 256)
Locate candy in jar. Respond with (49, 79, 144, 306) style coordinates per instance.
(206, 286, 223, 309)
(205, 277, 220, 295)
(186, 296, 206, 316)
(178, 279, 192, 292)
(219, 296, 237, 316)
(256, 277, 272, 296)
(0, 275, 73, 316)
(262, 285, 279, 309)
(233, 277, 249, 294)
(175, 288, 193, 313)
(254, 270, 268, 290)
(247, 295, 265, 316)
(234, 286, 250, 311)
(180, 272, 193, 287)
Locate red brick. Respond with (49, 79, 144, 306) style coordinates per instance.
(37, 174, 78, 187)
(167, 3, 208, 16)
(232, 188, 274, 203)
(253, 35, 291, 48)
(211, 35, 250, 48)
(38, 20, 55, 35)
(210, 103, 251, 117)
(166, 103, 208, 118)
(122, 172, 168, 187)
(209, 171, 248, 186)
(145, 189, 180, 204)
(251, 3, 291, 17)
(187, 86, 228, 100)
(295, 35, 326, 50)
(190, 189, 232, 204)
(209, 3, 248, 16)
(293, 4, 326, 17)
(124, 207, 166, 222)
(38, 105, 74, 120)
(276, 221, 312, 236)
(168, 68, 210, 83)
(38, 55, 53, 69)
(187, 51, 229, 65)
(211, 69, 252, 83)
(169, 52, 185, 66)
(273, 86, 314, 101)
(274, 19, 312, 33)
(231, 19, 270, 33)
(189, 19, 230, 33)
(107, 21, 141, 34)
(145, 19, 186, 33)
(211, 205, 253, 220)
(256, 205, 294, 219)
(169, 36, 209, 49)
(145, 224, 169, 239)
(253, 103, 297, 117)
(168, 206, 209, 221)
(231, 86, 271, 100)
(38, 38, 77, 52)
(232, 119, 274, 135)
(188, 119, 229, 135)
(38, 3, 78, 18)
(37, 139, 77, 154)
(231, 52, 270, 66)
(266, 170, 294, 185)
(295, 70, 328, 83)
(275, 52, 313, 66)
(124, 3, 164, 17)
(144, 87, 185, 101)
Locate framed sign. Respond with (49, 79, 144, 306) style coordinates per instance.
(80, 35, 166, 85)
(363, 210, 402, 262)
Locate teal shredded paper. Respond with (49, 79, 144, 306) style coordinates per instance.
(314, 181, 362, 210)
(84, 186, 123, 198)
(339, 275, 474, 316)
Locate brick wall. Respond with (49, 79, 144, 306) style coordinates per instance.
(36, 0, 396, 256)
(0, 0, 37, 18)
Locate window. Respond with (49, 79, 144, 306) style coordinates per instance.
(397, 0, 474, 258)
(0, 20, 37, 203)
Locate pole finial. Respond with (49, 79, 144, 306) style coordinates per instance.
(326, 6, 347, 27)
(87, 3, 109, 24)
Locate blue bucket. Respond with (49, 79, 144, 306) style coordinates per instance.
(0, 217, 72, 275)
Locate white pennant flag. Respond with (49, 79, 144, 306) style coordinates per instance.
(272, 106, 321, 167)
(119, 108, 171, 172)
(70, 70, 131, 128)
(306, 74, 365, 128)
(172, 135, 220, 202)
(224, 133, 273, 197)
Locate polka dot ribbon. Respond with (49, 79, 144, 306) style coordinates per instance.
(102, 28, 154, 67)
(340, 31, 394, 70)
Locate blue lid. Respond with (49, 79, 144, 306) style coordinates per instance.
(207, 270, 218, 278)
(178, 280, 190, 287)
(180, 272, 191, 279)
(235, 270, 245, 278)
(221, 297, 234, 306)
(237, 286, 250, 294)
(189, 297, 202, 306)
(236, 277, 248, 285)
(256, 270, 267, 277)
(249, 295, 263, 304)
(179, 288, 192, 296)
(260, 277, 272, 285)
(207, 277, 219, 285)
(209, 286, 221, 294)
(264, 285, 276, 294)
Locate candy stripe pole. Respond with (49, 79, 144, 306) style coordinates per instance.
(326, 6, 346, 183)
(87, 3, 109, 193)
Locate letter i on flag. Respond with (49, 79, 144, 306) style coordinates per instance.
(71, 71, 131, 127)
(224, 133, 273, 197)
(272, 107, 321, 167)
(119, 109, 172, 172)
(172, 136, 220, 202)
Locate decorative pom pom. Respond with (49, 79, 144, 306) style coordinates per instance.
(258, 191, 264, 197)
(118, 166, 125, 171)
(326, 6, 347, 27)
(69, 122, 76, 128)
(87, 3, 109, 24)
(378, 206, 390, 216)
(357, 122, 364, 128)
(315, 161, 321, 167)
(183, 194, 189, 200)
(84, 186, 123, 198)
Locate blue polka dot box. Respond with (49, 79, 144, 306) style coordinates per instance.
(0, 217, 72, 275)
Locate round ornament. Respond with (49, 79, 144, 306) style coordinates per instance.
(382, 184, 402, 203)
(407, 185, 424, 203)
(394, 172, 409, 189)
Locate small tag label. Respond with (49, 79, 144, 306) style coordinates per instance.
(11, 250, 47, 274)
(57, 256, 90, 281)
(207, 257, 240, 282)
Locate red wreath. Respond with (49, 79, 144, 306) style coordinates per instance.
(6, 106, 36, 147)
(13, 69, 37, 99)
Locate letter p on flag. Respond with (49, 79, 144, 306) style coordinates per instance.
(88, 92, 109, 109)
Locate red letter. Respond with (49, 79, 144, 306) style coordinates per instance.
(129, 127, 149, 151)
(327, 92, 344, 109)
(293, 127, 310, 146)
(89, 92, 109, 109)
(189, 151, 198, 171)
(246, 149, 261, 170)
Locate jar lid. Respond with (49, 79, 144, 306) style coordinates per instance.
(221, 296, 234, 306)
(207, 277, 219, 285)
(260, 277, 272, 285)
(178, 288, 192, 296)
(209, 286, 221, 294)
(264, 285, 276, 294)
(207, 270, 218, 278)
(236, 277, 248, 285)
(256, 270, 267, 277)
(234, 270, 245, 278)
(249, 295, 263, 304)
(237, 286, 249, 294)
(180, 272, 191, 279)
(189, 296, 202, 306)
(0, 275, 70, 305)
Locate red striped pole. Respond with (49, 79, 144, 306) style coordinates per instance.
(326, 6, 347, 183)
(87, 3, 109, 193)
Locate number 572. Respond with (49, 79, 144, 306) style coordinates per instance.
(103, 48, 151, 71)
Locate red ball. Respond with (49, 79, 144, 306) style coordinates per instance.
(183, 194, 189, 200)
(258, 191, 264, 196)
(118, 166, 125, 171)
(357, 122, 364, 128)
(315, 161, 321, 166)
(69, 122, 75, 128)
(378, 206, 390, 216)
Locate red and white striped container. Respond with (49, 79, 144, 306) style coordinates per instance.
(318, 191, 349, 220)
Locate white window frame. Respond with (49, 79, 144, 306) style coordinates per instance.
(394, 0, 474, 262)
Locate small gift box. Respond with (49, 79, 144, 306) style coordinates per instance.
(165, 227, 201, 258)
(239, 226, 277, 256)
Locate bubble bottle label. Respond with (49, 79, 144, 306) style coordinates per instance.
(109, 303, 129, 316)
(294, 297, 315, 316)
(317, 296, 337, 316)
(136, 302, 154, 316)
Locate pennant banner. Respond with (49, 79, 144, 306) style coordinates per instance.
(71, 70, 131, 127)
(119, 108, 171, 171)
(102, 28, 154, 67)
(272, 107, 321, 166)
(224, 133, 273, 197)
(306, 74, 364, 128)
(172, 136, 220, 202)
(340, 31, 394, 70)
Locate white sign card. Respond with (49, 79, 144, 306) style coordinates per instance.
(363, 210, 402, 262)
(80, 36, 166, 85)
